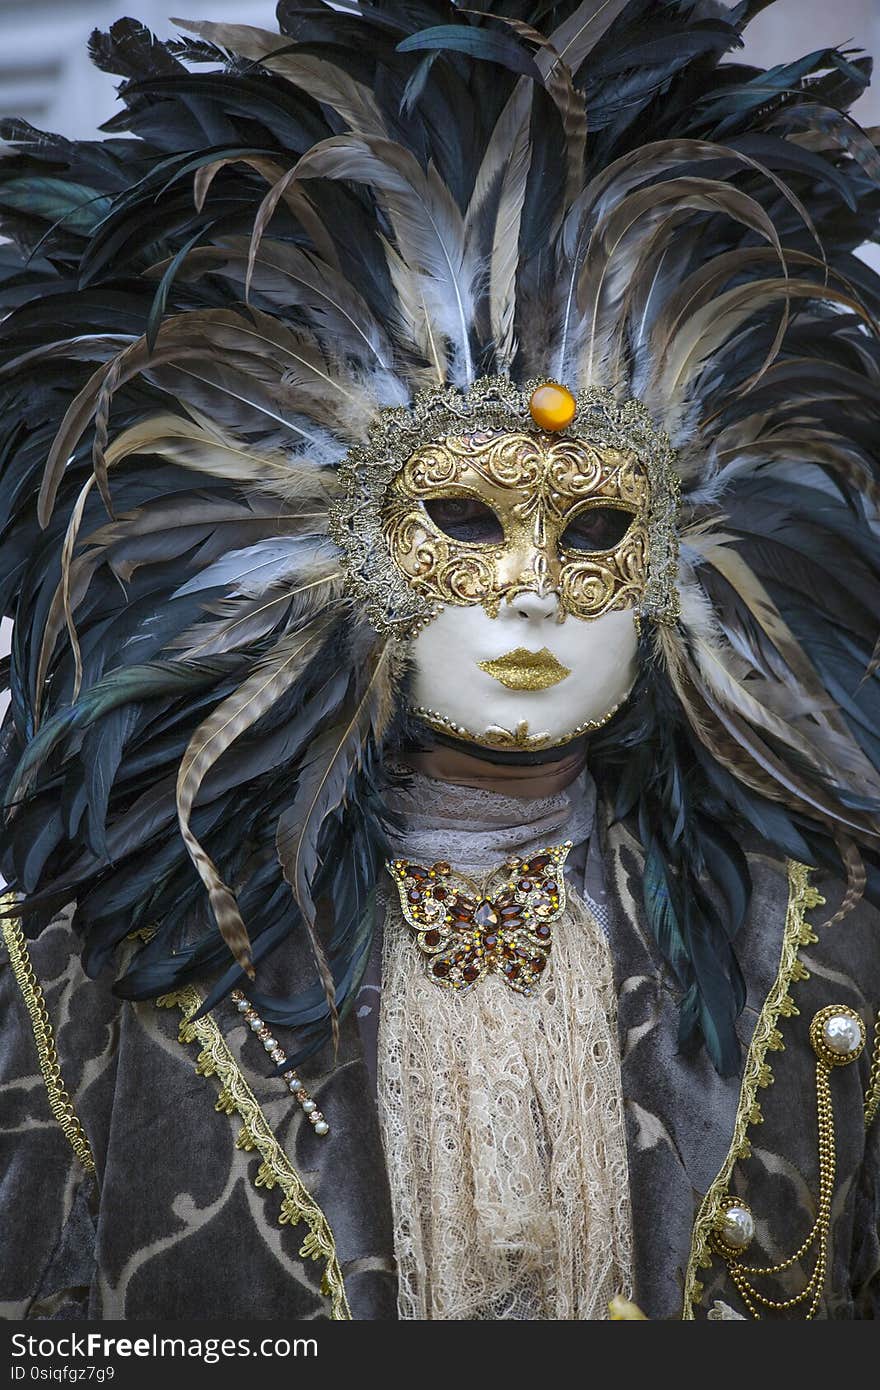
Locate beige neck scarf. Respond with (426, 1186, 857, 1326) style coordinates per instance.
(377, 767, 633, 1320)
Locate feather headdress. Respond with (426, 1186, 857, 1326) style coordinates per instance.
(2, 0, 880, 1073)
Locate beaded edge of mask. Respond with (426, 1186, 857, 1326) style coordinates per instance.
(327, 376, 681, 639)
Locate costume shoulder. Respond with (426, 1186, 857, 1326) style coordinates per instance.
(602, 818, 880, 1318)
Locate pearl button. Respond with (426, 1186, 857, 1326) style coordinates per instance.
(301, 1098, 317, 1113)
(823, 1014, 863, 1057)
(314, 1120, 329, 1136)
(719, 1205, 754, 1251)
(810, 1006, 865, 1065)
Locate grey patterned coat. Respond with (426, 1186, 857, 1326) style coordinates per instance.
(2, 814, 878, 1321)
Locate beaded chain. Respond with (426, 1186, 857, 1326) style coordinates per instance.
(231, 989, 329, 1136)
(716, 1004, 865, 1319)
(865, 1009, 880, 1129)
(726, 1056, 835, 1318)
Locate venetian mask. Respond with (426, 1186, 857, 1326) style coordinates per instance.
(330, 379, 679, 752)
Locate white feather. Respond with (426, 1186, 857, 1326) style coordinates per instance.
(172, 537, 338, 599)
(277, 136, 481, 385)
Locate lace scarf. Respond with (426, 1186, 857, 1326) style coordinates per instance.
(377, 769, 633, 1319)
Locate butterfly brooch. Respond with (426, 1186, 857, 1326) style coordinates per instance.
(385, 842, 572, 996)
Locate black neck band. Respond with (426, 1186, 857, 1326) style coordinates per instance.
(408, 720, 588, 768)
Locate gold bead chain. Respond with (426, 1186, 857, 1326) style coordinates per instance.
(865, 1010, 880, 1129)
(726, 1056, 834, 1319)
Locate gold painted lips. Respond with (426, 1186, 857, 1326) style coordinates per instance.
(478, 647, 571, 691)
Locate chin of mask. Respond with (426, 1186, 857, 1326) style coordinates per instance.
(409, 595, 639, 753)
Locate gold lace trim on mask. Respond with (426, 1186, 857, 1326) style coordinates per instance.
(1, 894, 96, 1174)
(157, 986, 351, 1320)
(681, 860, 823, 1318)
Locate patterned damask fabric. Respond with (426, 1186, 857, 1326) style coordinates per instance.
(0, 911, 397, 1320)
(2, 815, 878, 1319)
(602, 816, 880, 1319)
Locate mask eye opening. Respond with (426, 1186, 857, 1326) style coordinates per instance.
(559, 502, 637, 556)
(422, 494, 504, 545)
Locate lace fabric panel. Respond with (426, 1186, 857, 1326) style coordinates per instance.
(382, 765, 596, 878)
(377, 882, 633, 1320)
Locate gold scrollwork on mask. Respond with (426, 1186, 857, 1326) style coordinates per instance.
(382, 431, 650, 623)
(328, 377, 680, 638)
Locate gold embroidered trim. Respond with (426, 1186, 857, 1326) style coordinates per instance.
(681, 860, 823, 1318)
(865, 1010, 880, 1129)
(157, 986, 351, 1320)
(1, 894, 96, 1174)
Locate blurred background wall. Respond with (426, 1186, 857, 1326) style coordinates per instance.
(0, 1, 878, 138)
(0, 2, 276, 138)
(1, 0, 879, 704)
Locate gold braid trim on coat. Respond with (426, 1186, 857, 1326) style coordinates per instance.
(157, 986, 351, 1320)
(681, 861, 823, 1317)
(1, 893, 96, 1174)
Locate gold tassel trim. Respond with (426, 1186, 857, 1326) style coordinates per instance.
(157, 985, 351, 1320)
(1, 894, 96, 1174)
(681, 861, 823, 1317)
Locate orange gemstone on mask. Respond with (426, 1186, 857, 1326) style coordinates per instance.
(529, 382, 576, 432)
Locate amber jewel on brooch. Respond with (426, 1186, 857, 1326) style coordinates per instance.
(386, 843, 572, 995)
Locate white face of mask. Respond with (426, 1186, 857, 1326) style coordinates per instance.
(408, 590, 639, 752)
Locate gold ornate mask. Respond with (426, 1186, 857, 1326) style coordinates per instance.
(382, 429, 649, 623)
(329, 377, 679, 637)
